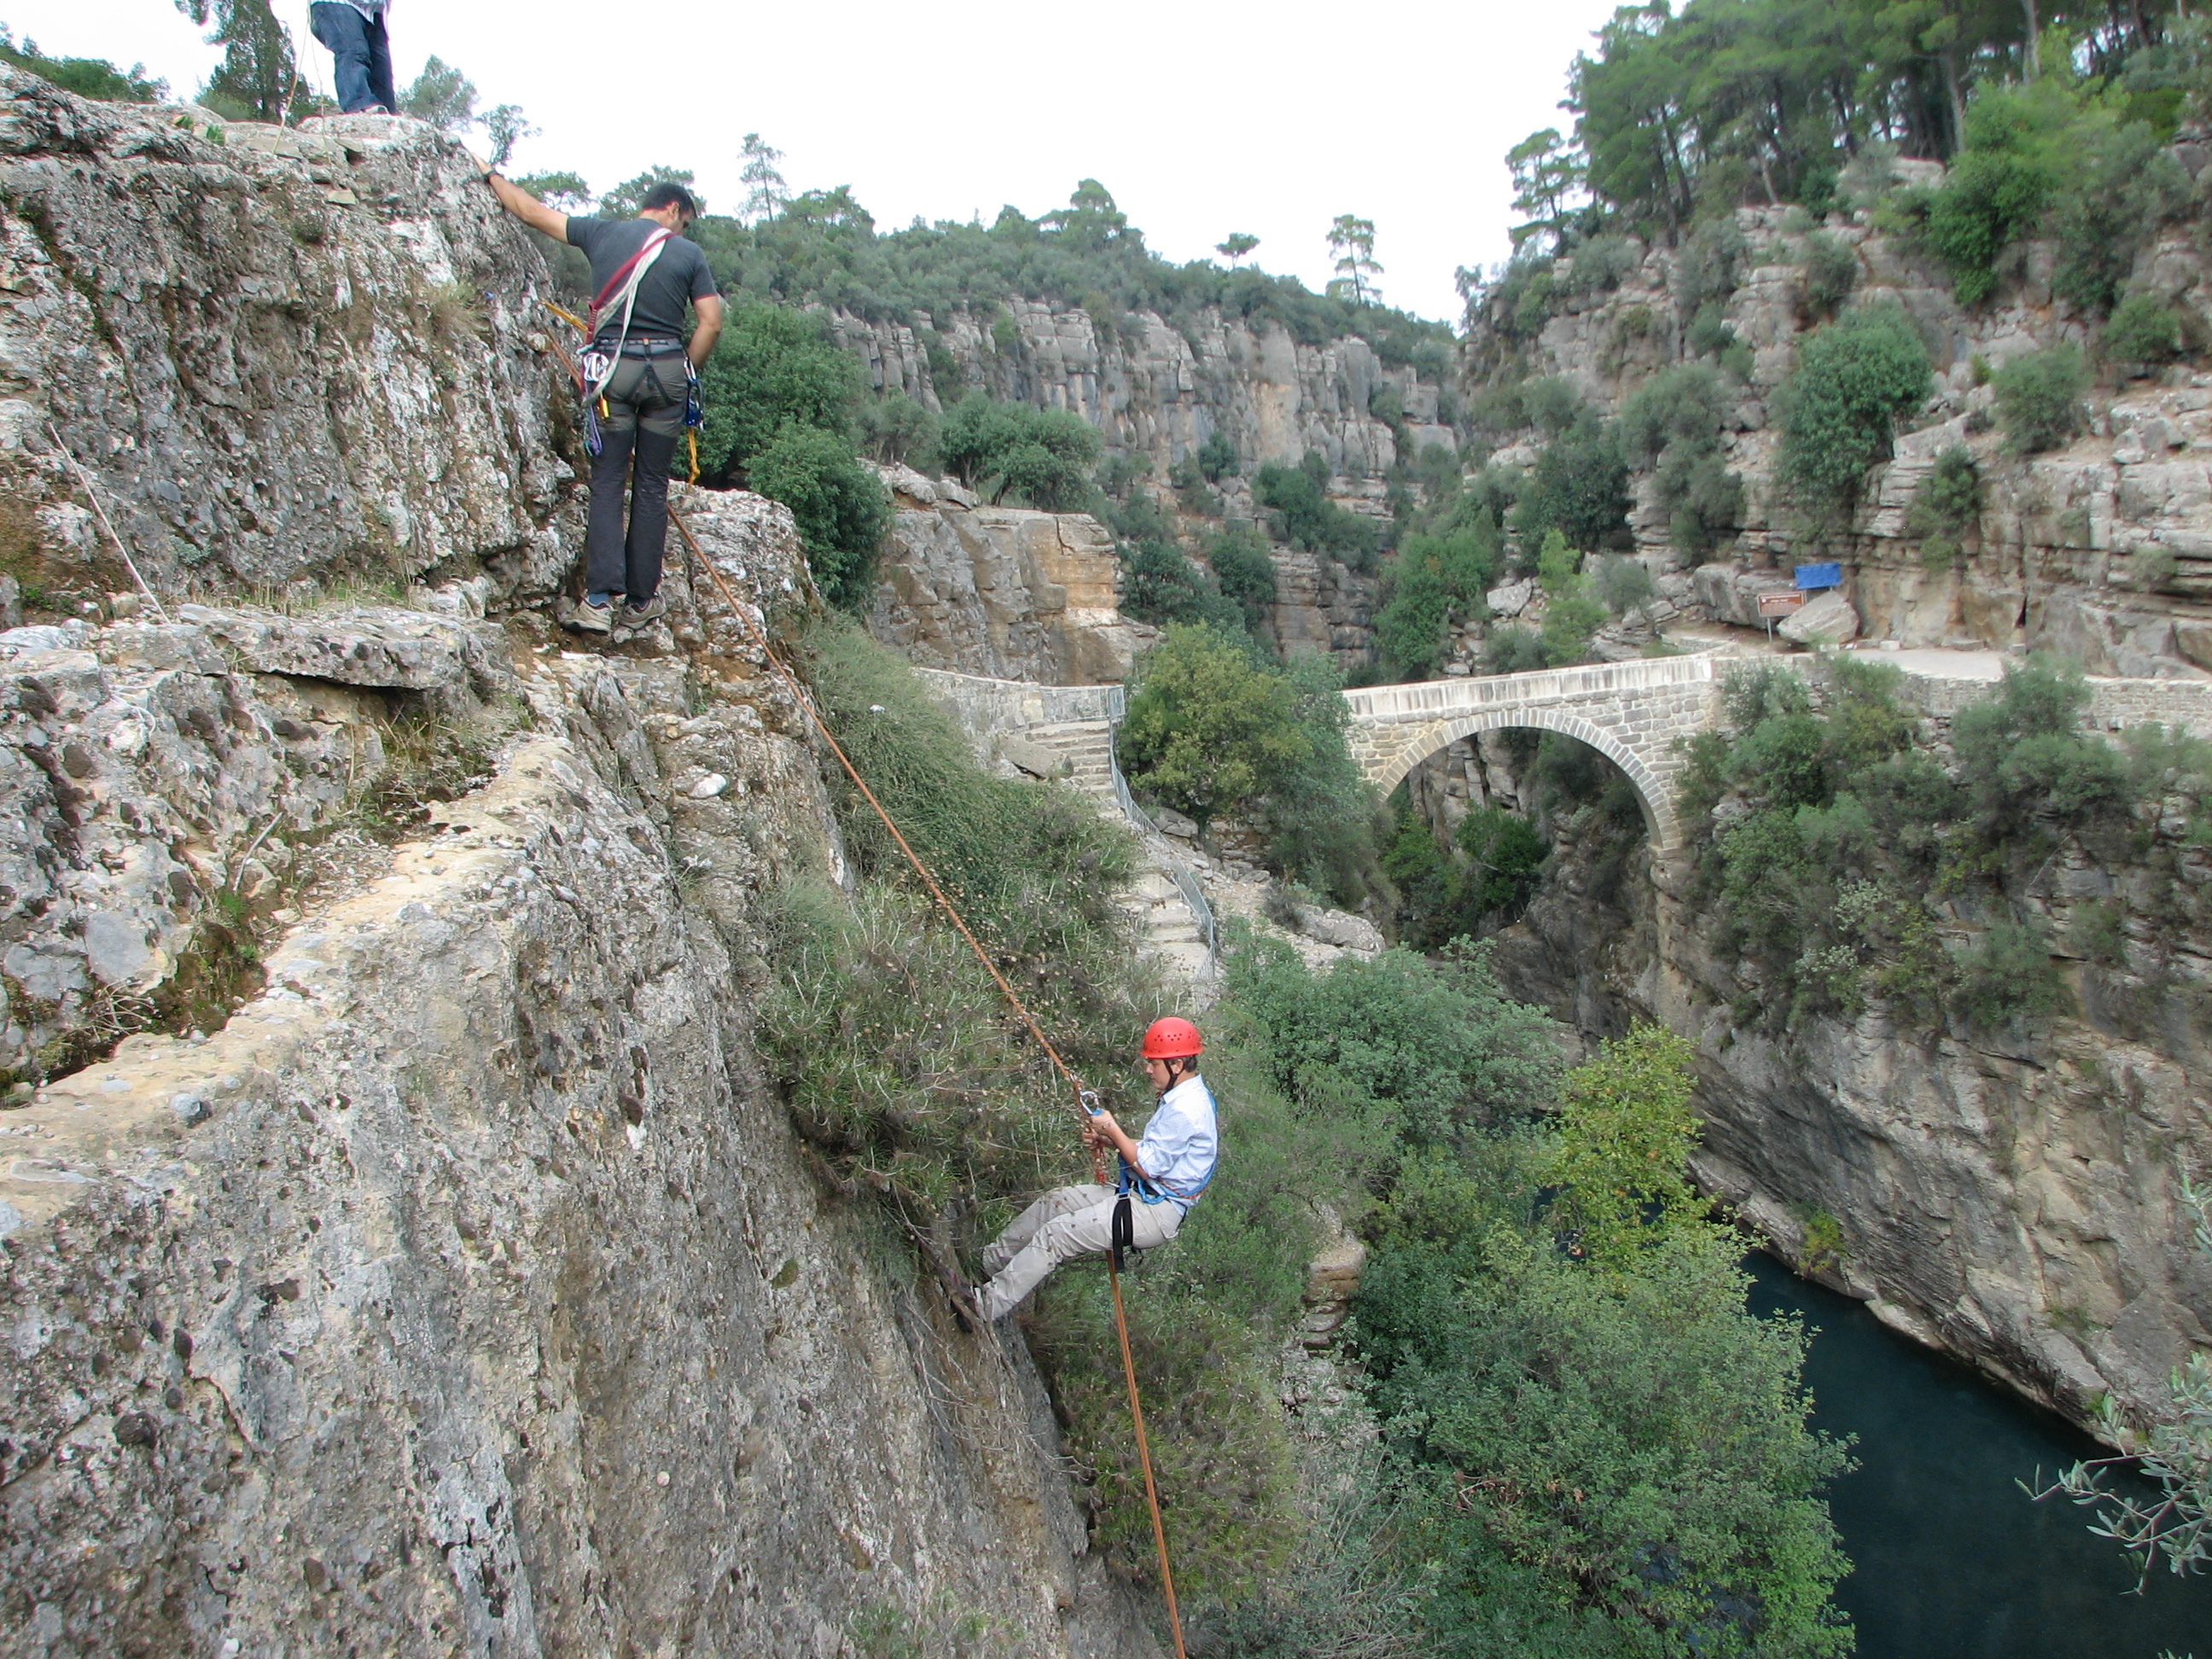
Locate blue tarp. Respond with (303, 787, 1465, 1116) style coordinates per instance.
(1795, 562, 1842, 591)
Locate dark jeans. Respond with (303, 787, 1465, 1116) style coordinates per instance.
(308, 3, 397, 114)
(586, 351, 690, 603)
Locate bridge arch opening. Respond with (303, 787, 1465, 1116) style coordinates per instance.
(1367, 707, 1681, 853)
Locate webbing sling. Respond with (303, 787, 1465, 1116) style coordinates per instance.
(574, 227, 672, 451)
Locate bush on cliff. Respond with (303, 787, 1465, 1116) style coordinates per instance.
(1353, 1027, 1855, 1658)
(1619, 363, 1743, 563)
(938, 392, 1102, 511)
(1776, 306, 1932, 520)
(1254, 452, 1381, 568)
(1991, 346, 2089, 455)
(764, 621, 1147, 1195)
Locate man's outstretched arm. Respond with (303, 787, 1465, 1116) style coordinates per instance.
(477, 161, 568, 242)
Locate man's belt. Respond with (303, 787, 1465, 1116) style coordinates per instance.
(594, 336, 686, 357)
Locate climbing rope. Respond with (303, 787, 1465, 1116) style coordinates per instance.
(536, 308, 1190, 1656)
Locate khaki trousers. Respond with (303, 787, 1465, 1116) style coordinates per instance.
(977, 1183, 1184, 1321)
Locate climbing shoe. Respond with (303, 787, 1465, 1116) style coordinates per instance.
(620, 594, 667, 627)
(564, 597, 614, 635)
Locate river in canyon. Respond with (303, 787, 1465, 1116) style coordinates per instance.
(1745, 1254, 2212, 1656)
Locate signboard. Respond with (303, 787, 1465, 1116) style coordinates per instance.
(1758, 591, 1806, 617)
(1795, 562, 1842, 591)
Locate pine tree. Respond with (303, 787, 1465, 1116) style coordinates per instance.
(1325, 214, 1382, 306)
(739, 132, 789, 224)
(482, 103, 535, 170)
(401, 56, 477, 132)
(1216, 232, 1259, 266)
(177, 0, 308, 124)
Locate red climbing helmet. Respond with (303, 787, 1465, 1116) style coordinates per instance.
(1141, 1017, 1203, 1060)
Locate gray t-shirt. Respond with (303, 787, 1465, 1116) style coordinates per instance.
(563, 216, 718, 345)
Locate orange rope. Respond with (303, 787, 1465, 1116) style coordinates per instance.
(671, 506, 1190, 1659)
(537, 301, 1188, 1651)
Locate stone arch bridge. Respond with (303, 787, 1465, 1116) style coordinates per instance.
(1342, 655, 1725, 852)
(917, 650, 2212, 859)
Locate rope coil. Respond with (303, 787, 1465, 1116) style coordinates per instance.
(538, 306, 1190, 1656)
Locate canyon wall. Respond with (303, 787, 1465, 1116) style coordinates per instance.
(0, 82, 1156, 1659)
(1471, 183, 2212, 677)
(1466, 663, 2212, 1440)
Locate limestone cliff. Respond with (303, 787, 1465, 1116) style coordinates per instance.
(1460, 666, 2212, 1442)
(1469, 181, 2212, 676)
(0, 79, 1158, 1659)
(867, 464, 1148, 683)
(834, 303, 1455, 498)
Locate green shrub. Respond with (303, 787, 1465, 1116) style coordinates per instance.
(1776, 305, 1932, 515)
(1513, 414, 1631, 553)
(1523, 375, 1586, 435)
(1903, 445, 1981, 568)
(697, 302, 864, 480)
(1253, 452, 1380, 568)
(1206, 525, 1278, 632)
(1595, 553, 1656, 614)
(1119, 625, 1309, 829)
(759, 622, 1150, 1223)
(938, 393, 1102, 509)
(1992, 346, 2088, 454)
(2104, 293, 2184, 370)
(853, 393, 939, 469)
(1953, 655, 2129, 835)
(1798, 231, 1858, 320)
(746, 424, 892, 610)
(1196, 426, 1241, 481)
(1257, 654, 1390, 908)
(1121, 538, 1244, 635)
(1909, 83, 2076, 306)
(1950, 921, 2065, 1031)
(1227, 934, 1559, 1144)
(1373, 515, 1500, 679)
(1486, 624, 1547, 674)
(1457, 805, 1549, 914)
(1619, 362, 1743, 561)
(2050, 119, 2191, 317)
(1356, 1077, 1854, 1656)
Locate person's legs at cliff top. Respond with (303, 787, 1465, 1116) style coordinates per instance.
(308, 3, 378, 113)
(363, 7, 398, 116)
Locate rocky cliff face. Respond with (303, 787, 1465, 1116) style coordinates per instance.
(0, 79, 1157, 1659)
(867, 465, 1149, 683)
(835, 303, 1455, 494)
(1473, 668, 2212, 1441)
(3, 77, 573, 602)
(839, 301, 1420, 674)
(1475, 187, 2212, 676)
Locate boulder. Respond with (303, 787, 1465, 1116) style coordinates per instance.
(1778, 589, 1861, 645)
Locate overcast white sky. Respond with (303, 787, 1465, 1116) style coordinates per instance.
(15, 0, 1622, 323)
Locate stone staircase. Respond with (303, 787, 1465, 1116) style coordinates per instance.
(910, 668, 1216, 987)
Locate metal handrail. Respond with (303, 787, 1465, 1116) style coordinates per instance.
(1106, 727, 1218, 964)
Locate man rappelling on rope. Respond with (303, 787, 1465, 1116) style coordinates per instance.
(963, 1017, 1219, 1324)
(478, 163, 723, 636)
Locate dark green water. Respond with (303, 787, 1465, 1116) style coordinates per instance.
(1745, 1253, 2212, 1658)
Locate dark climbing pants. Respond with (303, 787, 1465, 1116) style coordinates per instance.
(585, 351, 690, 604)
(307, 3, 397, 115)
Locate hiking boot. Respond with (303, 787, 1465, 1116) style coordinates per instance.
(946, 1278, 987, 1333)
(565, 597, 614, 635)
(620, 594, 667, 628)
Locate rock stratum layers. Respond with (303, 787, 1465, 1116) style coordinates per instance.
(0, 79, 1157, 1659)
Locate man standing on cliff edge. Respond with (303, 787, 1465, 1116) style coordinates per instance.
(307, 0, 398, 116)
(480, 165, 724, 635)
